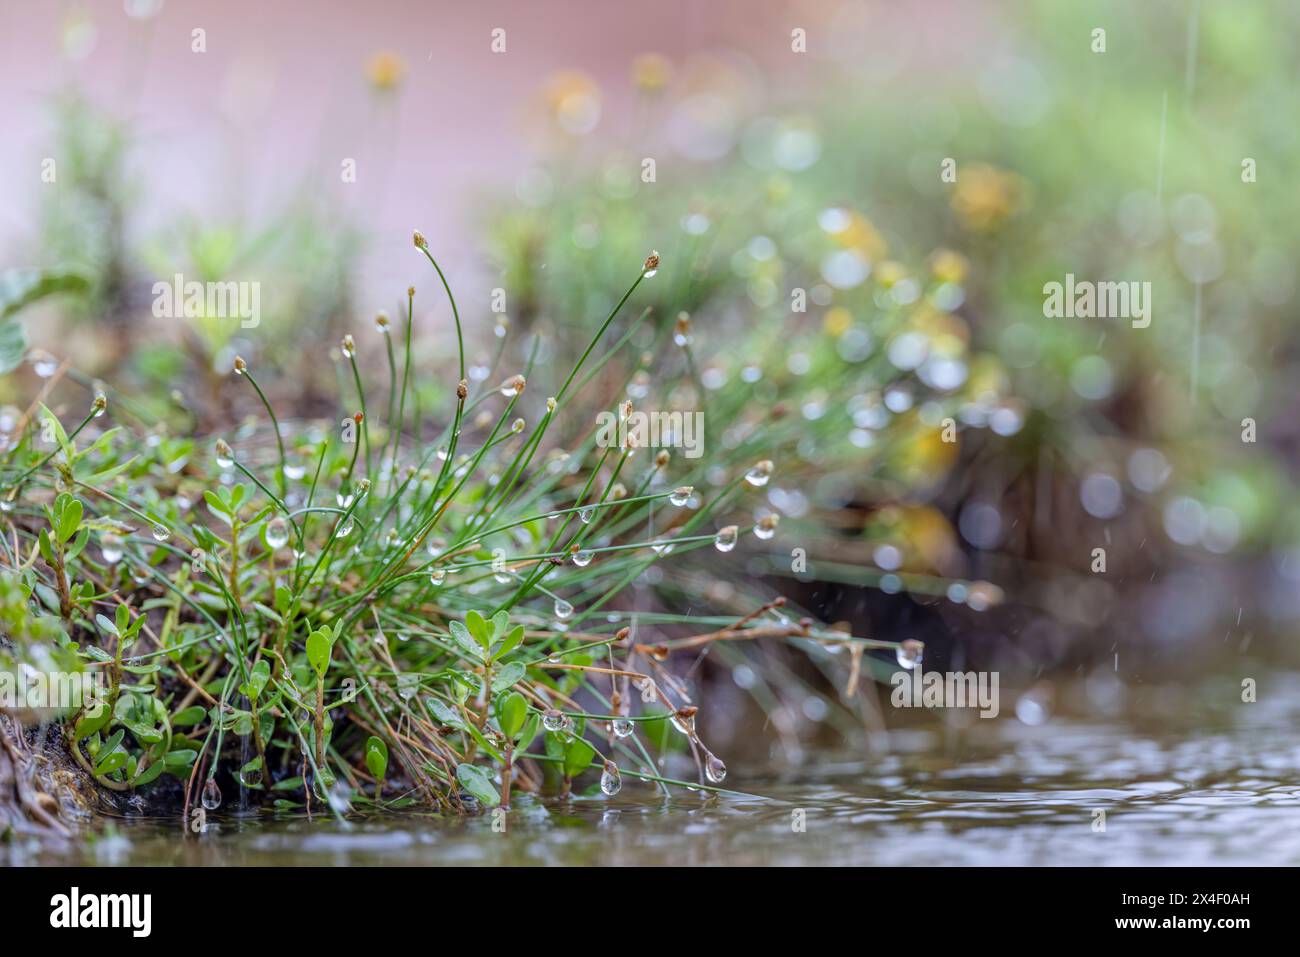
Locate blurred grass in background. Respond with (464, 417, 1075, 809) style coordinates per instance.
(5, 0, 1298, 688)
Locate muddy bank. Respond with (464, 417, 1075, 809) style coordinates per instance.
(0, 713, 107, 839)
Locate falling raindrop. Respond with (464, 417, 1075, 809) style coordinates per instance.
(239, 763, 264, 788)
(201, 779, 222, 810)
(895, 639, 924, 670)
(265, 517, 289, 549)
(600, 760, 622, 795)
(714, 525, 738, 552)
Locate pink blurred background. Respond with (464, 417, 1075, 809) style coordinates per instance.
(0, 1, 986, 303)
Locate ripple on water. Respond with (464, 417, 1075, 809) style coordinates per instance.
(21, 680, 1300, 866)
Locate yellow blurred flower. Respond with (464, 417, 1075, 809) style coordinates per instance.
(929, 249, 969, 284)
(875, 261, 908, 287)
(544, 71, 602, 135)
(632, 53, 672, 92)
(951, 164, 1024, 232)
(366, 52, 406, 92)
(822, 209, 888, 260)
(823, 306, 852, 337)
(872, 505, 960, 573)
(893, 417, 960, 486)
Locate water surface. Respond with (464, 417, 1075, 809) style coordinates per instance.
(14, 676, 1300, 866)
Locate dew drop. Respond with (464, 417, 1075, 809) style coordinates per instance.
(600, 760, 622, 795)
(265, 517, 289, 550)
(29, 350, 58, 378)
(612, 718, 634, 739)
(669, 485, 693, 507)
(703, 750, 727, 784)
(714, 525, 738, 552)
(571, 549, 593, 567)
(577, 506, 595, 524)
(542, 708, 571, 733)
(670, 707, 696, 736)
(151, 524, 171, 543)
(553, 598, 574, 620)
(397, 673, 419, 700)
(100, 533, 124, 565)
(429, 568, 446, 586)
(201, 778, 222, 810)
(336, 518, 354, 538)
(895, 638, 924, 670)
(745, 460, 773, 487)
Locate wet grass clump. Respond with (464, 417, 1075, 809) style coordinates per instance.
(0, 238, 914, 832)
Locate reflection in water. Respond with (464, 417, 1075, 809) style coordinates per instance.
(14, 676, 1300, 867)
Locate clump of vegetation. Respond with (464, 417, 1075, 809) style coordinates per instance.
(0, 238, 930, 834)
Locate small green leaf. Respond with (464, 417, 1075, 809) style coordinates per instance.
(493, 624, 526, 660)
(490, 610, 509, 640)
(496, 691, 527, 739)
(365, 736, 388, 781)
(492, 661, 526, 692)
(306, 629, 332, 678)
(171, 705, 207, 727)
(455, 763, 500, 807)
(447, 620, 483, 660)
(427, 699, 466, 730)
(95, 749, 128, 776)
(132, 760, 166, 787)
(465, 610, 491, 649)
(74, 703, 113, 740)
(563, 737, 597, 778)
(56, 498, 83, 544)
(95, 613, 119, 638)
(37, 528, 55, 565)
(241, 659, 271, 700)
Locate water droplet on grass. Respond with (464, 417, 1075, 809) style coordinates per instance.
(542, 709, 571, 732)
(745, 460, 773, 487)
(265, 517, 289, 549)
(714, 526, 738, 552)
(895, 639, 924, 670)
